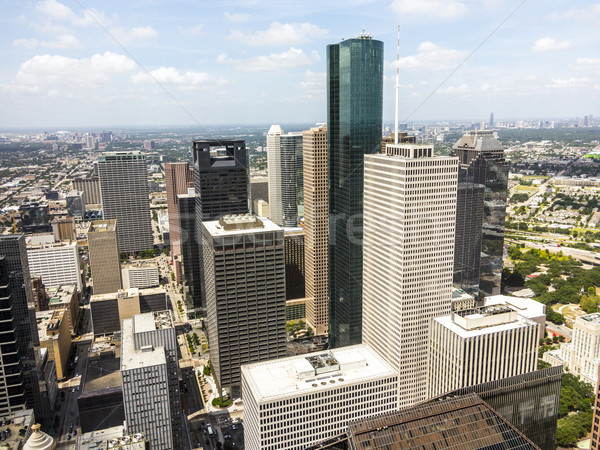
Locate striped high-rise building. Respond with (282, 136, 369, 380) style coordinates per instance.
(88, 220, 122, 295)
(164, 162, 193, 256)
(362, 143, 458, 408)
(303, 125, 329, 336)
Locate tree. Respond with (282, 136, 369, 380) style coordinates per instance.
(580, 294, 599, 314)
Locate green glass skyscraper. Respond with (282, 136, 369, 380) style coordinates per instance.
(327, 35, 383, 348)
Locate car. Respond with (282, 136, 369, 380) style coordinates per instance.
(73, 430, 77, 436)
(66, 435, 71, 440)
(206, 440, 210, 446)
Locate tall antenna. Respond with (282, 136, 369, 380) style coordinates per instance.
(394, 25, 400, 145)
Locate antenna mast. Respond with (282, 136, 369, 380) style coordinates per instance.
(394, 25, 400, 145)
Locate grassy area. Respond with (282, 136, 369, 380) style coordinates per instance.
(522, 175, 551, 181)
(512, 185, 539, 192)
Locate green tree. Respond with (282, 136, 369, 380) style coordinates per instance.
(580, 294, 599, 313)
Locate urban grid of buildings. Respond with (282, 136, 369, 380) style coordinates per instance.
(0, 30, 591, 450)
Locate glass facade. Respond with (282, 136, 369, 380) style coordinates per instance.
(327, 37, 383, 348)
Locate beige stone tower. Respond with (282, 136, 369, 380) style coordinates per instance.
(88, 220, 122, 295)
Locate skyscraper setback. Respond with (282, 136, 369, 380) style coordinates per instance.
(327, 34, 384, 348)
(164, 162, 193, 256)
(98, 151, 153, 254)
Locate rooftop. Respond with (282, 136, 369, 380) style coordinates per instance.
(132, 311, 173, 334)
(120, 317, 165, 372)
(27, 240, 77, 250)
(91, 288, 139, 303)
(436, 305, 536, 338)
(83, 347, 121, 394)
(203, 214, 281, 237)
(89, 220, 117, 233)
(0, 409, 35, 450)
(36, 309, 65, 341)
(579, 313, 600, 324)
(77, 425, 146, 450)
(46, 284, 76, 305)
(121, 260, 158, 270)
(242, 344, 397, 403)
(485, 295, 545, 319)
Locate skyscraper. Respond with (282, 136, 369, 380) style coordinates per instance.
(0, 235, 43, 420)
(88, 220, 122, 295)
(327, 34, 384, 348)
(202, 215, 286, 397)
(490, 112, 494, 127)
(362, 143, 458, 408)
(177, 188, 202, 310)
(98, 151, 153, 254)
(164, 162, 193, 257)
(592, 367, 600, 450)
(452, 131, 508, 296)
(266, 125, 283, 225)
(303, 124, 329, 336)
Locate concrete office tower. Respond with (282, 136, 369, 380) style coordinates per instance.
(72, 177, 101, 206)
(66, 190, 86, 219)
(544, 313, 600, 385)
(490, 112, 495, 127)
(192, 140, 249, 221)
(164, 162, 193, 256)
(52, 217, 76, 242)
(202, 215, 286, 396)
(452, 131, 508, 296)
(362, 143, 458, 408)
(121, 311, 182, 450)
(88, 220, 122, 295)
(266, 125, 283, 225)
(242, 345, 398, 450)
(27, 241, 83, 292)
(177, 188, 202, 310)
(328, 35, 383, 348)
(303, 124, 329, 336)
(98, 152, 153, 254)
(427, 303, 538, 398)
(592, 367, 600, 450)
(0, 235, 43, 420)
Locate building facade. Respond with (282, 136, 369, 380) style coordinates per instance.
(36, 309, 71, 380)
(66, 191, 86, 219)
(242, 345, 398, 450)
(328, 35, 384, 348)
(88, 220, 122, 295)
(52, 217, 76, 242)
(303, 125, 329, 336)
(27, 241, 83, 292)
(72, 177, 101, 206)
(284, 228, 305, 301)
(98, 152, 153, 254)
(362, 144, 457, 408)
(121, 262, 159, 289)
(164, 162, 193, 256)
(177, 189, 202, 310)
(202, 215, 286, 396)
(452, 131, 508, 296)
(592, 366, 600, 450)
(267, 125, 283, 225)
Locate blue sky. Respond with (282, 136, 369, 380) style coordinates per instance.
(1, 0, 599, 128)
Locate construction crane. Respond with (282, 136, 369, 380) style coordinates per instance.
(0, 211, 21, 233)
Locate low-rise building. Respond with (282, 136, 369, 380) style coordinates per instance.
(242, 344, 399, 450)
(27, 241, 83, 292)
(36, 310, 71, 380)
(544, 313, 600, 385)
(121, 261, 159, 289)
(45, 284, 79, 334)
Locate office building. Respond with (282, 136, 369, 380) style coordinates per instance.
(490, 112, 495, 127)
(192, 140, 249, 221)
(88, 220, 122, 295)
(428, 303, 538, 398)
(381, 132, 415, 155)
(90, 287, 167, 337)
(77, 426, 147, 450)
(164, 162, 193, 256)
(242, 345, 398, 450)
(202, 215, 286, 396)
(45, 284, 79, 333)
(52, 217, 76, 242)
(36, 310, 71, 380)
(31, 276, 49, 311)
(72, 177, 101, 206)
(66, 190, 86, 219)
(452, 131, 508, 296)
(98, 151, 153, 253)
(121, 311, 181, 450)
(284, 228, 305, 301)
(0, 410, 36, 450)
(121, 261, 159, 289)
(544, 313, 600, 385)
(328, 34, 384, 348)
(20, 203, 50, 233)
(303, 124, 329, 336)
(362, 144, 458, 407)
(485, 294, 546, 340)
(27, 241, 83, 292)
(250, 176, 269, 215)
(592, 367, 600, 450)
(0, 235, 43, 419)
(177, 188, 202, 310)
(267, 127, 303, 227)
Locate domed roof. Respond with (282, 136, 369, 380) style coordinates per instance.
(23, 424, 55, 450)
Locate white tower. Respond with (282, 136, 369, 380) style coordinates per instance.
(266, 125, 283, 225)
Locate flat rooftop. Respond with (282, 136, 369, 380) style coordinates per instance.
(36, 309, 65, 341)
(242, 344, 397, 403)
(203, 214, 281, 237)
(0, 409, 35, 450)
(120, 318, 166, 372)
(580, 313, 600, 324)
(436, 308, 535, 338)
(122, 260, 158, 270)
(77, 425, 146, 450)
(46, 284, 76, 305)
(91, 288, 139, 302)
(84, 349, 121, 394)
(485, 295, 545, 318)
(89, 220, 117, 232)
(132, 310, 173, 334)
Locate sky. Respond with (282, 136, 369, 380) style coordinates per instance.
(0, 0, 599, 128)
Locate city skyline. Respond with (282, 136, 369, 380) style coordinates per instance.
(1, 0, 599, 128)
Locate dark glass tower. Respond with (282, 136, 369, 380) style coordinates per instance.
(0, 235, 43, 420)
(177, 190, 202, 310)
(327, 35, 383, 348)
(452, 131, 508, 297)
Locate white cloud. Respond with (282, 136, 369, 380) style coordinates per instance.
(532, 37, 570, 52)
(224, 12, 250, 22)
(218, 48, 314, 72)
(13, 34, 82, 49)
(13, 38, 39, 49)
(394, 42, 467, 71)
(3, 52, 137, 94)
(390, 0, 467, 19)
(130, 67, 227, 88)
(34, 0, 107, 28)
(437, 84, 470, 94)
(548, 3, 600, 20)
(180, 24, 204, 36)
(574, 57, 600, 75)
(109, 26, 158, 44)
(300, 70, 325, 96)
(228, 22, 328, 46)
(546, 77, 591, 89)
